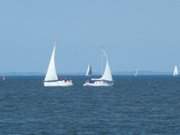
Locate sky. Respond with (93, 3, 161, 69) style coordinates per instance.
(0, 0, 180, 74)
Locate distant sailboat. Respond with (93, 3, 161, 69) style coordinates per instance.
(134, 69, 138, 76)
(44, 45, 73, 87)
(173, 65, 179, 76)
(83, 51, 113, 87)
(85, 65, 92, 76)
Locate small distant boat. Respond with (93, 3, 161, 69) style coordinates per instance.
(173, 65, 179, 76)
(83, 51, 113, 87)
(134, 69, 138, 76)
(85, 64, 92, 76)
(44, 45, 73, 87)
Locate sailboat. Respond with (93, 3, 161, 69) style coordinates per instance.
(134, 69, 138, 76)
(173, 65, 179, 76)
(44, 45, 73, 87)
(85, 64, 92, 76)
(83, 51, 113, 87)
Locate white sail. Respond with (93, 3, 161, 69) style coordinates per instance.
(44, 46, 58, 81)
(173, 65, 179, 76)
(134, 69, 138, 76)
(92, 52, 113, 82)
(86, 65, 92, 76)
(100, 59, 113, 81)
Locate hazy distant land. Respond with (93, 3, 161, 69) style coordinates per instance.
(0, 71, 172, 76)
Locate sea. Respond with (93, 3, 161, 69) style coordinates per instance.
(0, 75, 180, 135)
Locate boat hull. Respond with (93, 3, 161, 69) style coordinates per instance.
(44, 80, 73, 87)
(83, 81, 113, 87)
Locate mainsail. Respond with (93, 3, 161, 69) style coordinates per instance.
(86, 65, 92, 76)
(44, 46, 58, 81)
(100, 59, 113, 81)
(173, 65, 179, 76)
(92, 51, 113, 82)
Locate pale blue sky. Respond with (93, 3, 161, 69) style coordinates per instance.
(0, 0, 180, 74)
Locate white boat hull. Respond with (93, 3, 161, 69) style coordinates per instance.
(83, 81, 113, 87)
(44, 80, 73, 87)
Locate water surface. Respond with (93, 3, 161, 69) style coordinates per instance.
(0, 76, 180, 135)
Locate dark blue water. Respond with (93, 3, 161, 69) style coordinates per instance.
(0, 76, 180, 135)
